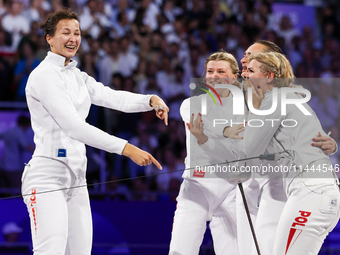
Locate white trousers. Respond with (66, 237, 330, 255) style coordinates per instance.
(235, 179, 259, 255)
(169, 178, 238, 255)
(21, 157, 92, 255)
(273, 177, 340, 255)
(251, 177, 287, 255)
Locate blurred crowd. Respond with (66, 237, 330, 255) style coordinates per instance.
(1, 0, 340, 200)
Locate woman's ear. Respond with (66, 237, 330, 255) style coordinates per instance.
(266, 71, 274, 83)
(230, 74, 237, 84)
(46, 35, 52, 48)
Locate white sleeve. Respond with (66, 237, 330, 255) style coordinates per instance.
(199, 137, 238, 162)
(330, 137, 338, 155)
(29, 69, 128, 154)
(82, 71, 153, 112)
(243, 95, 283, 157)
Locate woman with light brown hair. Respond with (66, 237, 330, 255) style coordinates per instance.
(169, 50, 249, 255)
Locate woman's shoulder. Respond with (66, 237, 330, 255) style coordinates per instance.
(28, 60, 61, 83)
(180, 95, 203, 108)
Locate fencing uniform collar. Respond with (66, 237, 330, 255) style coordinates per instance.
(45, 51, 78, 71)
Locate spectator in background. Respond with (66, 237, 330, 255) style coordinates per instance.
(138, 61, 159, 94)
(0, 0, 6, 16)
(138, 37, 152, 60)
(79, 0, 111, 40)
(1, 222, 22, 242)
(131, 7, 152, 45)
(1, 0, 30, 50)
(146, 31, 163, 62)
(110, 0, 136, 25)
(156, 148, 183, 192)
(309, 82, 338, 129)
(276, 15, 299, 47)
(0, 115, 34, 188)
(22, 0, 41, 25)
(35, 34, 49, 61)
(96, 0, 112, 24)
(0, 29, 15, 56)
(300, 26, 317, 52)
(0, 222, 31, 253)
(118, 36, 138, 77)
(188, 46, 201, 78)
(166, 65, 190, 120)
(187, 0, 209, 32)
(321, 57, 340, 79)
(129, 121, 158, 179)
(143, 74, 162, 96)
(79, 51, 98, 80)
(14, 39, 41, 101)
(83, 34, 103, 64)
(166, 15, 189, 55)
(226, 22, 241, 51)
(156, 57, 174, 93)
(289, 35, 303, 70)
(140, 0, 160, 31)
(111, 10, 131, 38)
(320, 5, 340, 41)
(27, 21, 41, 45)
(161, 0, 182, 24)
(133, 58, 147, 87)
(242, 12, 260, 43)
(98, 39, 121, 86)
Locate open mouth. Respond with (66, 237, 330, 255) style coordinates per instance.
(65, 45, 76, 50)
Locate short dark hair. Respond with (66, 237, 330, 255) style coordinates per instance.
(255, 40, 283, 54)
(40, 9, 79, 39)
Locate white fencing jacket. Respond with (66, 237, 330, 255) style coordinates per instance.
(26, 51, 153, 178)
(242, 89, 331, 189)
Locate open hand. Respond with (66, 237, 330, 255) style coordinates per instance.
(187, 113, 208, 145)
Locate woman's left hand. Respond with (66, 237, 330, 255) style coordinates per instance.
(312, 132, 337, 154)
(150, 95, 169, 126)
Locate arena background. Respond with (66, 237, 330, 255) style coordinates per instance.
(1, 0, 340, 254)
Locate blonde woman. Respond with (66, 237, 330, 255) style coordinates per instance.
(244, 51, 340, 255)
(169, 51, 250, 255)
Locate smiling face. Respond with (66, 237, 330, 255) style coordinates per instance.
(46, 19, 81, 66)
(205, 60, 237, 97)
(240, 43, 267, 77)
(247, 59, 273, 93)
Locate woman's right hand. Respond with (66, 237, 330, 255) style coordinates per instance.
(122, 143, 162, 170)
(187, 113, 208, 145)
(244, 78, 264, 110)
(223, 124, 245, 139)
